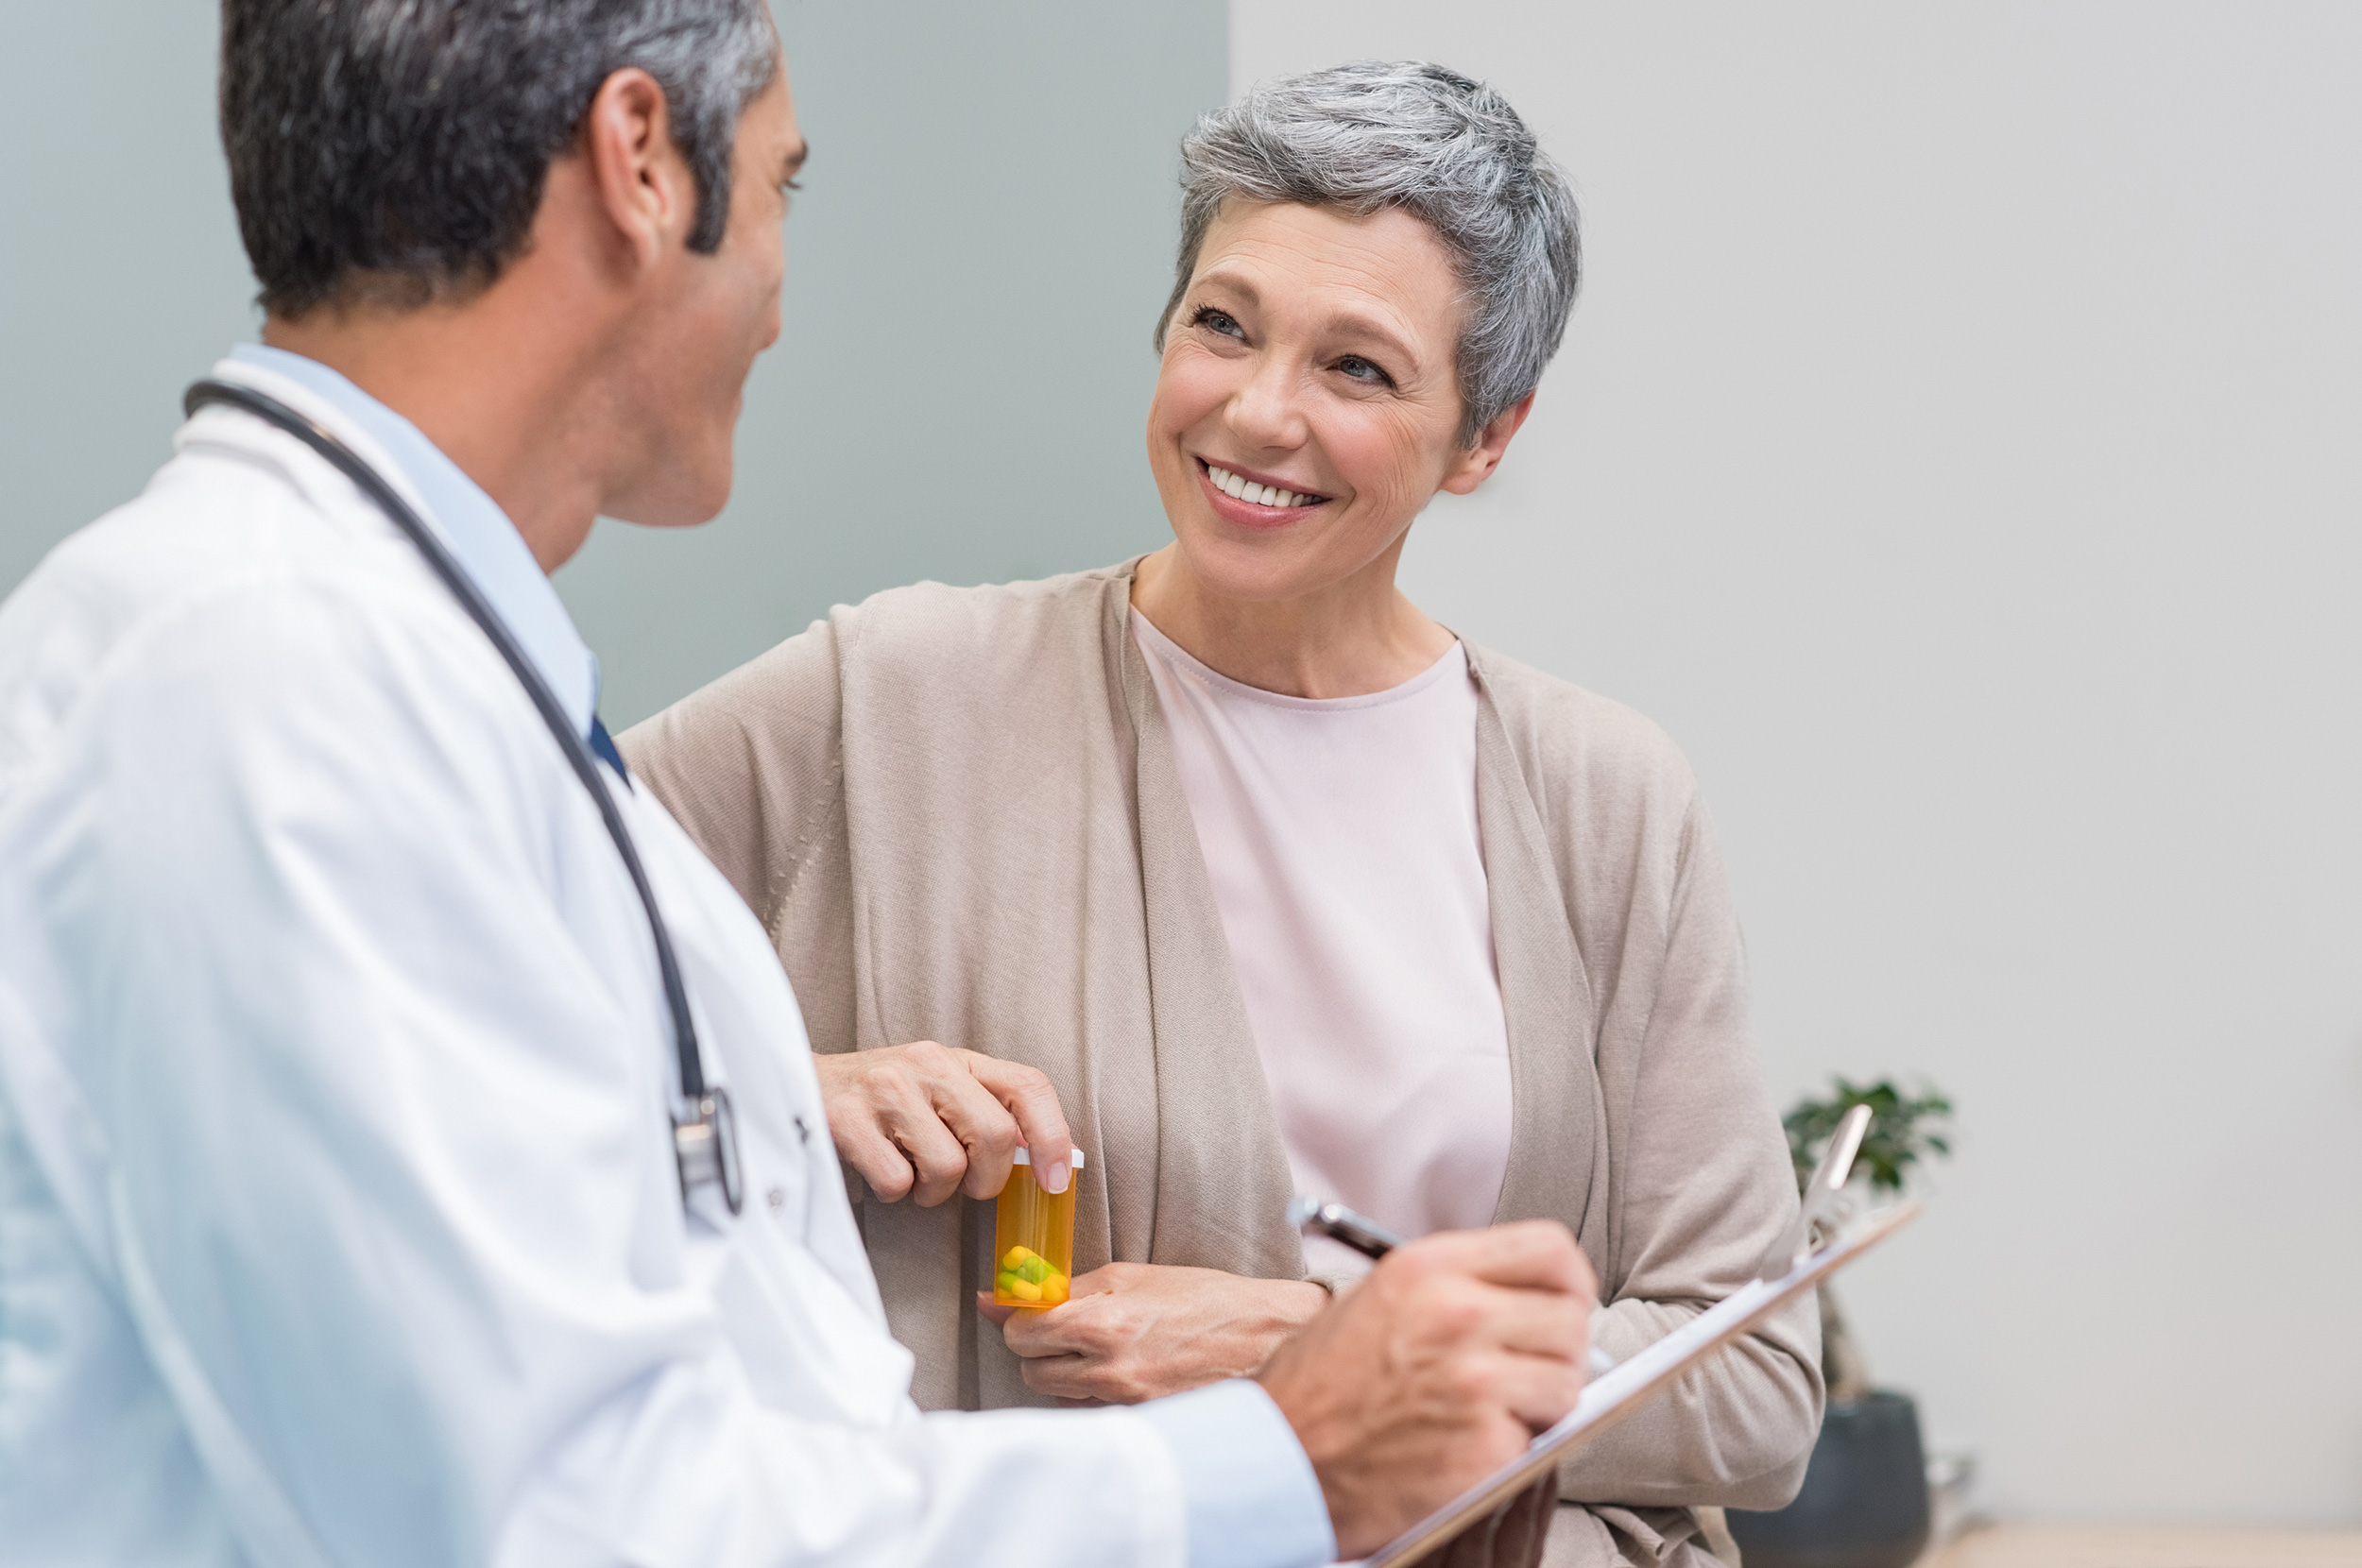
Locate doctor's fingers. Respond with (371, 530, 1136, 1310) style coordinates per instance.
(1383, 1219, 1597, 1303)
(956, 1054, 1072, 1199)
(1457, 1343, 1588, 1436)
(1386, 1263, 1594, 1366)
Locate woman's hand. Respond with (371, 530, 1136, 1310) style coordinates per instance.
(976, 1262, 1329, 1404)
(814, 1042, 1072, 1206)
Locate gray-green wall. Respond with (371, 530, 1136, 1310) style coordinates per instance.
(0, 1, 1226, 727)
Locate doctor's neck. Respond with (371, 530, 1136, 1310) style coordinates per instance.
(263, 278, 616, 574)
(259, 67, 795, 574)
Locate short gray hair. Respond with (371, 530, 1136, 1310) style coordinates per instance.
(222, 0, 779, 318)
(1157, 61, 1581, 446)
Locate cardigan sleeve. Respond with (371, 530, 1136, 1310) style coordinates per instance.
(1465, 640, 1823, 1522)
(621, 618, 844, 930)
(1559, 789, 1824, 1512)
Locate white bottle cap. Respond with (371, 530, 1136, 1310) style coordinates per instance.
(1009, 1147, 1084, 1170)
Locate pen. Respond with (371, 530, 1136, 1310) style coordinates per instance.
(1289, 1196, 1617, 1375)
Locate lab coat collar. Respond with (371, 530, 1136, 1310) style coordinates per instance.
(204, 345, 602, 741)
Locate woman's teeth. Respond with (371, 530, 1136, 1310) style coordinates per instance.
(1206, 463, 1318, 509)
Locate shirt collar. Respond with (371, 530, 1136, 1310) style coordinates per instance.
(222, 344, 602, 739)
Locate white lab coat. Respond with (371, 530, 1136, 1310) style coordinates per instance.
(0, 361, 1214, 1567)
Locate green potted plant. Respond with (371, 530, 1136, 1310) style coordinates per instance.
(1727, 1078, 1953, 1568)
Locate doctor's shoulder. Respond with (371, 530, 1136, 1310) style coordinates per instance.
(0, 447, 551, 812)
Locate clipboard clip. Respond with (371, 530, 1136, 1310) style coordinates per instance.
(1754, 1102, 1872, 1281)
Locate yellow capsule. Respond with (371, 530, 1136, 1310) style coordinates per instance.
(1007, 1277, 1044, 1303)
(1040, 1273, 1070, 1305)
(1000, 1245, 1037, 1272)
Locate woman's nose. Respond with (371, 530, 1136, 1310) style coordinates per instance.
(1226, 357, 1309, 451)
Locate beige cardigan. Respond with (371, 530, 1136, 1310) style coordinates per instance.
(624, 563, 1821, 1567)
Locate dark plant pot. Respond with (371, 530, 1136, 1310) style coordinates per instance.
(1725, 1390, 1931, 1568)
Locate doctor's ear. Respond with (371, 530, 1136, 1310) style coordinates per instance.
(576, 68, 697, 272)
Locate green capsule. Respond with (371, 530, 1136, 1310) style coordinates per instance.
(996, 1270, 1024, 1297)
(1016, 1255, 1053, 1285)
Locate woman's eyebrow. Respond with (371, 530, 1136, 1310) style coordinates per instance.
(1320, 308, 1421, 372)
(1191, 269, 1261, 308)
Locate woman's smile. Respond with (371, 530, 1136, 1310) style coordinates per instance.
(1195, 456, 1331, 528)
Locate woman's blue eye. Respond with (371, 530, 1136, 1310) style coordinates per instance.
(1339, 355, 1387, 383)
(1193, 307, 1243, 338)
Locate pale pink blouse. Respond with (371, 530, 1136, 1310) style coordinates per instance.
(1132, 609, 1513, 1277)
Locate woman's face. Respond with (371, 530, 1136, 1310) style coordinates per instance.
(1145, 199, 1525, 605)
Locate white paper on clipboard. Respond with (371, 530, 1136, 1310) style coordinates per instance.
(1361, 1200, 1922, 1568)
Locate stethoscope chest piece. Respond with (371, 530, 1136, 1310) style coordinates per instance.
(676, 1088, 745, 1216)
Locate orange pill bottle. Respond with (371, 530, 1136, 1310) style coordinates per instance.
(992, 1147, 1082, 1309)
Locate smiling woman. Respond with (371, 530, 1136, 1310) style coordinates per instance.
(625, 61, 1820, 1568)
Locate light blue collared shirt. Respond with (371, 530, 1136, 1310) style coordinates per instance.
(227, 344, 603, 741)
(215, 345, 1338, 1568)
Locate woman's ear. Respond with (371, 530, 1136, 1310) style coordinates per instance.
(1438, 392, 1537, 496)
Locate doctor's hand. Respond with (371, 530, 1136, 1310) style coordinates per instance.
(1257, 1220, 1597, 1560)
(814, 1043, 1072, 1207)
(976, 1263, 1327, 1404)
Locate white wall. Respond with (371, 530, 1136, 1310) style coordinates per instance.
(1236, 0, 2362, 1528)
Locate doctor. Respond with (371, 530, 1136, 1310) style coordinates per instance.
(0, 3, 1595, 1566)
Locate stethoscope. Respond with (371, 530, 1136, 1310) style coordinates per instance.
(184, 379, 745, 1217)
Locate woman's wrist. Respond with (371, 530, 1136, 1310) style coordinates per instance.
(1243, 1278, 1334, 1376)
(1303, 1270, 1364, 1303)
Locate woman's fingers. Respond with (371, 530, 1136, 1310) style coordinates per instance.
(994, 1266, 1130, 1356)
(881, 1070, 977, 1207)
(813, 1042, 1079, 1207)
(998, 1301, 1092, 1358)
(813, 1051, 925, 1200)
(811, 1044, 996, 1205)
(1015, 1353, 1102, 1401)
(962, 1054, 1073, 1195)
(831, 1113, 919, 1202)
(981, 1263, 1326, 1407)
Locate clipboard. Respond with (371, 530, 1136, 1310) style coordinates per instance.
(1359, 1198, 1919, 1567)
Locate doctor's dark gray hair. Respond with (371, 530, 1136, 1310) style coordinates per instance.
(1156, 62, 1581, 446)
(221, 0, 779, 318)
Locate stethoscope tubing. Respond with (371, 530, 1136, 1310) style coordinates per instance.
(182, 379, 743, 1215)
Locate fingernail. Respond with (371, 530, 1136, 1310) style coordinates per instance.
(1041, 1160, 1070, 1195)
